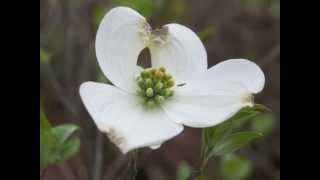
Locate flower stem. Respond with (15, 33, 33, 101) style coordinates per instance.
(128, 150, 138, 180)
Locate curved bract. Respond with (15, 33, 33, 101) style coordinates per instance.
(80, 7, 266, 153)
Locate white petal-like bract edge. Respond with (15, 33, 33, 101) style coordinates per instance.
(161, 59, 265, 128)
(162, 93, 249, 128)
(205, 59, 265, 94)
(79, 82, 183, 153)
(149, 23, 207, 84)
(95, 7, 147, 93)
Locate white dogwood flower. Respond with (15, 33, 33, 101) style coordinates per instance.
(79, 7, 265, 153)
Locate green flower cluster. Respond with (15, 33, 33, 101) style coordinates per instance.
(136, 67, 175, 108)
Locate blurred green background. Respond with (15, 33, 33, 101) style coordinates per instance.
(40, 0, 279, 179)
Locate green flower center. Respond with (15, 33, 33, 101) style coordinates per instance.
(136, 67, 175, 108)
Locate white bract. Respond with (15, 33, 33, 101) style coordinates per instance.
(79, 7, 265, 153)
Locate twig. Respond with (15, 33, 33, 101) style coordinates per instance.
(40, 63, 78, 116)
(128, 151, 138, 180)
(120, 151, 139, 180)
(92, 131, 104, 180)
(102, 155, 128, 179)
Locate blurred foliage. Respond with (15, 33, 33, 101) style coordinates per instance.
(270, 0, 280, 17)
(195, 176, 207, 180)
(176, 161, 192, 180)
(40, 48, 50, 64)
(246, 0, 279, 17)
(251, 113, 275, 135)
(220, 153, 251, 180)
(94, 5, 108, 29)
(197, 26, 216, 41)
(202, 104, 270, 161)
(40, 103, 80, 171)
(158, 0, 188, 22)
(94, 0, 154, 29)
(113, 0, 153, 17)
(211, 131, 262, 156)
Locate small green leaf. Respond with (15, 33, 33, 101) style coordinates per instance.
(40, 104, 51, 130)
(56, 138, 80, 162)
(251, 113, 275, 134)
(211, 131, 262, 156)
(177, 161, 192, 180)
(51, 124, 79, 143)
(206, 106, 261, 148)
(40, 106, 80, 169)
(201, 105, 266, 160)
(220, 153, 251, 180)
(253, 104, 272, 112)
(40, 130, 55, 169)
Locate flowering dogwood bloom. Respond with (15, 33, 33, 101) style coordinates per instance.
(79, 7, 265, 153)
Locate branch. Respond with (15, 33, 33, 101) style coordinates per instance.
(92, 131, 104, 180)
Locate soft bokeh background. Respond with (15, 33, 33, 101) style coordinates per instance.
(40, 0, 279, 179)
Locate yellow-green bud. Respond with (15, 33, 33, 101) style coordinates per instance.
(155, 95, 165, 104)
(142, 70, 152, 78)
(136, 88, 144, 96)
(159, 67, 166, 73)
(145, 78, 153, 87)
(154, 70, 164, 79)
(146, 88, 154, 97)
(137, 78, 144, 88)
(146, 99, 155, 108)
(168, 90, 174, 97)
(166, 79, 175, 88)
(155, 82, 164, 92)
(162, 89, 171, 97)
(163, 74, 172, 80)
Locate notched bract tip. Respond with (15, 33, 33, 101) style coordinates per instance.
(106, 127, 127, 151)
(150, 26, 169, 45)
(242, 93, 255, 106)
(138, 21, 170, 46)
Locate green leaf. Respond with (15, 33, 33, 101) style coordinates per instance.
(177, 161, 192, 180)
(40, 106, 80, 170)
(251, 113, 275, 134)
(204, 106, 261, 149)
(40, 104, 51, 130)
(40, 130, 55, 170)
(253, 104, 272, 112)
(211, 131, 262, 156)
(56, 138, 80, 162)
(220, 153, 251, 180)
(51, 124, 79, 143)
(201, 106, 265, 160)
